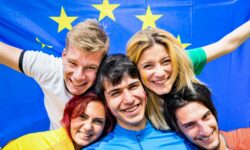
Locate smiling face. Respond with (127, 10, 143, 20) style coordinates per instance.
(176, 101, 220, 150)
(104, 75, 147, 131)
(137, 43, 173, 95)
(70, 100, 106, 149)
(62, 44, 103, 95)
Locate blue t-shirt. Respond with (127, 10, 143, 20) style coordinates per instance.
(84, 121, 197, 150)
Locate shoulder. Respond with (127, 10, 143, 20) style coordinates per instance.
(84, 132, 117, 149)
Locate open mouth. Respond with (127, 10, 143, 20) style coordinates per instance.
(196, 130, 214, 143)
(70, 78, 87, 87)
(77, 131, 93, 140)
(122, 104, 140, 113)
(152, 77, 170, 86)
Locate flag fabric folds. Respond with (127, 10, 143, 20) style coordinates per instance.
(0, 0, 249, 147)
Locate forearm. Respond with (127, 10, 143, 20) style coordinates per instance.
(203, 20, 250, 62)
(219, 20, 250, 53)
(0, 42, 22, 72)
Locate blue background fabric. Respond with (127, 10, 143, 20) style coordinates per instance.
(0, 0, 249, 147)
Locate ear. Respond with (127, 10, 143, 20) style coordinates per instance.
(62, 48, 67, 63)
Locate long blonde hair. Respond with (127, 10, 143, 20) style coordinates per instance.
(126, 28, 201, 130)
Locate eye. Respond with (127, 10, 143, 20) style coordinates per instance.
(93, 119, 105, 125)
(111, 92, 120, 97)
(162, 58, 170, 65)
(80, 114, 88, 120)
(183, 122, 194, 129)
(142, 63, 153, 69)
(86, 66, 98, 71)
(203, 111, 212, 121)
(129, 83, 139, 90)
(110, 91, 121, 97)
(67, 60, 77, 67)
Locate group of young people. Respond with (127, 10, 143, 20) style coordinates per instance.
(0, 18, 250, 149)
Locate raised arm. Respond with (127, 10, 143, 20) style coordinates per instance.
(203, 20, 250, 62)
(0, 42, 23, 72)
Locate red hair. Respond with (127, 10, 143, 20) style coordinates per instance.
(61, 91, 115, 140)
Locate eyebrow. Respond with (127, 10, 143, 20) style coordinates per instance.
(179, 110, 210, 127)
(82, 113, 105, 120)
(107, 88, 120, 95)
(181, 121, 194, 127)
(94, 117, 105, 120)
(202, 110, 211, 119)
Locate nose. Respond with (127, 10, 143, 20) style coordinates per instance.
(153, 65, 165, 78)
(197, 121, 211, 136)
(73, 67, 85, 81)
(83, 120, 93, 132)
(122, 90, 134, 104)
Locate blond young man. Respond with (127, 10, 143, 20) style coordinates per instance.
(0, 19, 110, 129)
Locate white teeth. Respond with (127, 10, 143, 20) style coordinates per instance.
(78, 131, 92, 138)
(73, 82, 85, 86)
(153, 80, 166, 84)
(200, 137, 210, 141)
(124, 105, 138, 112)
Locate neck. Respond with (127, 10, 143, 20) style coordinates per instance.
(73, 142, 81, 150)
(118, 116, 147, 131)
(216, 134, 228, 150)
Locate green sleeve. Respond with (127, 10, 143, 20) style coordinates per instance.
(186, 47, 207, 75)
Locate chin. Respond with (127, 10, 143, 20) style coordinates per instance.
(199, 141, 220, 150)
(154, 88, 171, 95)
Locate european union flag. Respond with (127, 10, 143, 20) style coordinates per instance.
(0, 0, 249, 147)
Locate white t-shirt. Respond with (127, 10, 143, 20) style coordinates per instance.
(21, 51, 73, 130)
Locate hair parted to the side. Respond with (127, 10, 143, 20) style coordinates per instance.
(61, 91, 115, 140)
(163, 83, 218, 131)
(94, 54, 141, 103)
(126, 27, 202, 130)
(94, 54, 169, 130)
(126, 27, 201, 93)
(66, 19, 109, 55)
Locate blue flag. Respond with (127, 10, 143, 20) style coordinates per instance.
(0, 0, 249, 147)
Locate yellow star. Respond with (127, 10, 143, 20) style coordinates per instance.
(50, 6, 78, 33)
(36, 37, 53, 49)
(177, 35, 191, 49)
(92, 0, 120, 21)
(136, 5, 162, 29)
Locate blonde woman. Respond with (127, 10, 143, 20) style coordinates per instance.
(126, 21, 250, 130)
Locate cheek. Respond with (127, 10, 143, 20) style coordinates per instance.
(139, 70, 151, 85)
(94, 125, 105, 135)
(63, 66, 74, 76)
(180, 128, 196, 141)
(166, 65, 172, 73)
(85, 72, 97, 82)
(106, 100, 118, 114)
(70, 120, 77, 137)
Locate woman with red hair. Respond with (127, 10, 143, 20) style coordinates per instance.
(3, 91, 115, 150)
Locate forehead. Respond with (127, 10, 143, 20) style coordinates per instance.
(176, 102, 209, 123)
(66, 44, 104, 62)
(85, 101, 105, 118)
(103, 75, 141, 90)
(139, 43, 169, 62)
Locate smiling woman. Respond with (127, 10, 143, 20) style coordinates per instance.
(3, 92, 115, 150)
